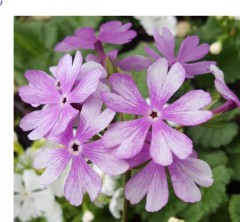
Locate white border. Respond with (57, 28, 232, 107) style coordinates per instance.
(0, 0, 240, 221)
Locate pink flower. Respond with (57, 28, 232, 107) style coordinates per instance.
(55, 21, 137, 51)
(101, 58, 213, 166)
(210, 65, 240, 109)
(86, 49, 152, 72)
(34, 98, 129, 206)
(19, 51, 102, 140)
(125, 149, 213, 212)
(145, 27, 216, 78)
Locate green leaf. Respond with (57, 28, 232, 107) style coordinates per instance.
(228, 153, 240, 181)
(229, 195, 240, 222)
(14, 141, 24, 155)
(199, 150, 228, 167)
(187, 123, 238, 148)
(179, 166, 232, 222)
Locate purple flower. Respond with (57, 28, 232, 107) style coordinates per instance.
(55, 21, 137, 52)
(125, 149, 213, 212)
(33, 98, 129, 206)
(101, 58, 213, 165)
(86, 49, 152, 72)
(145, 27, 216, 78)
(19, 51, 102, 140)
(210, 65, 240, 108)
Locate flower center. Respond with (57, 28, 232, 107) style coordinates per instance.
(148, 109, 161, 121)
(55, 80, 61, 90)
(60, 96, 68, 105)
(69, 140, 82, 156)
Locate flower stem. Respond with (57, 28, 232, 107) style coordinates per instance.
(121, 170, 131, 222)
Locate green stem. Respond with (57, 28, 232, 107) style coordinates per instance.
(121, 170, 131, 222)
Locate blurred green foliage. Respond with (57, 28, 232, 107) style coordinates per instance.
(14, 16, 240, 222)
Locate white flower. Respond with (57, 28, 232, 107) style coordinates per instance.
(82, 210, 94, 222)
(109, 187, 124, 219)
(168, 217, 185, 222)
(14, 170, 62, 222)
(210, 41, 222, 55)
(135, 16, 177, 36)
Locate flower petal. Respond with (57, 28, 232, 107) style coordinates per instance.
(144, 47, 161, 60)
(99, 21, 137, 44)
(127, 143, 151, 168)
(104, 73, 148, 115)
(19, 105, 61, 140)
(102, 118, 147, 148)
(169, 163, 201, 203)
(125, 161, 156, 205)
(55, 27, 97, 51)
(69, 68, 102, 103)
(183, 61, 216, 77)
(150, 122, 192, 166)
(79, 61, 107, 79)
(163, 90, 213, 126)
(210, 65, 240, 106)
(147, 59, 185, 108)
(178, 157, 213, 187)
(76, 98, 115, 142)
(115, 118, 151, 158)
(34, 148, 71, 185)
(51, 103, 78, 135)
(19, 70, 60, 105)
(82, 141, 129, 175)
(177, 35, 209, 62)
(64, 156, 101, 206)
(117, 55, 152, 71)
(153, 27, 175, 61)
(146, 165, 169, 212)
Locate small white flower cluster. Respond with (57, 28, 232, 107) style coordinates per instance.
(135, 16, 177, 36)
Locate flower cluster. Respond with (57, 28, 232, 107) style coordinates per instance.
(18, 19, 240, 215)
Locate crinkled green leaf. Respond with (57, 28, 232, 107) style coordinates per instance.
(229, 195, 240, 222)
(187, 123, 238, 148)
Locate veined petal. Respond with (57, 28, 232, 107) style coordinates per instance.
(52, 103, 78, 135)
(125, 161, 156, 205)
(106, 73, 149, 115)
(34, 148, 71, 186)
(177, 157, 213, 187)
(210, 65, 240, 106)
(19, 85, 59, 105)
(64, 156, 101, 206)
(144, 47, 161, 60)
(177, 36, 200, 61)
(82, 141, 129, 175)
(147, 59, 185, 108)
(169, 163, 201, 203)
(69, 68, 102, 103)
(183, 61, 216, 77)
(102, 118, 147, 148)
(115, 118, 151, 159)
(150, 122, 192, 166)
(146, 165, 168, 212)
(24, 70, 56, 91)
(76, 98, 115, 142)
(153, 27, 175, 61)
(99, 21, 136, 44)
(55, 27, 97, 51)
(163, 90, 213, 126)
(117, 55, 152, 71)
(79, 61, 107, 79)
(19, 105, 61, 140)
(56, 51, 82, 93)
(127, 143, 151, 168)
(180, 43, 209, 62)
(46, 121, 74, 146)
